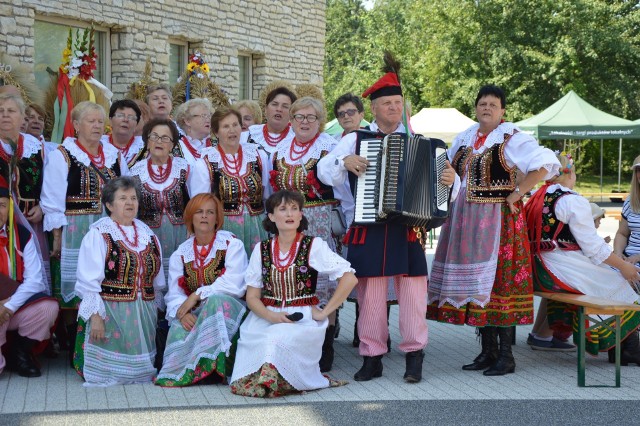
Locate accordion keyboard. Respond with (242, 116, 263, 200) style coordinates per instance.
(354, 139, 382, 223)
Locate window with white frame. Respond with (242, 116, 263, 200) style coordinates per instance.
(169, 41, 188, 85)
(238, 54, 252, 100)
(33, 18, 110, 92)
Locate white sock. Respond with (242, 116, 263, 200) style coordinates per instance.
(533, 333, 553, 341)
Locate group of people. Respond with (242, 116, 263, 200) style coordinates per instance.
(2, 54, 640, 397)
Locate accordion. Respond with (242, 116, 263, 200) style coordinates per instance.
(353, 133, 450, 229)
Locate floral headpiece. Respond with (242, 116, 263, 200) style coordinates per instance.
(61, 27, 97, 80)
(183, 51, 210, 79)
(554, 150, 574, 176)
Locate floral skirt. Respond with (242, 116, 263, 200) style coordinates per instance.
(305, 204, 338, 305)
(427, 200, 534, 327)
(73, 298, 157, 386)
(57, 213, 103, 308)
(223, 212, 268, 256)
(230, 362, 347, 398)
(150, 214, 188, 288)
(155, 295, 246, 387)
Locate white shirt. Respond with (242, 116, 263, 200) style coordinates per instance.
(1, 228, 46, 313)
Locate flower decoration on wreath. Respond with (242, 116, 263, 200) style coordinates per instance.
(45, 25, 112, 143)
(171, 51, 230, 110)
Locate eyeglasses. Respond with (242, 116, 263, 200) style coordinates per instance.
(337, 109, 358, 119)
(292, 114, 318, 123)
(113, 113, 138, 121)
(148, 133, 173, 144)
(192, 113, 212, 121)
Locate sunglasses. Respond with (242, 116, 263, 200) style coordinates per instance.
(337, 109, 359, 119)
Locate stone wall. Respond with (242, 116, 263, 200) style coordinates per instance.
(0, 0, 326, 101)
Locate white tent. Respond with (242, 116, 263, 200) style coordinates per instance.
(410, 108, 475, 144)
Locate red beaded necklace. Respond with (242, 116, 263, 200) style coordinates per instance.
(110, 134, 136, 157)
(262, 123, 290, 147)
(272, 232, 301, 271)
(115, 220, 139, 248)
(193, 233, 216, 271)
(181, 136, 203, 159)
(289, 133, 320, 162)
(76, 140, 106, 168)
(217, 144, 243, 176)
(0, 134, 24, 162)
(147, 156, 172, 184)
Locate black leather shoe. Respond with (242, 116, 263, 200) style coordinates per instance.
(354, 355, 383, 381)
(403, 350, 424, 383)
(320, 325, 335, 373)
(610, 331, 640, 366)
(15, 335, 41, 378)
(483, 327, 516, 376)
(462, 327, 498, 371)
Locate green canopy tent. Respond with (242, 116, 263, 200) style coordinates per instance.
(324, 117, 370, 137)
(516, 91, 640, 195)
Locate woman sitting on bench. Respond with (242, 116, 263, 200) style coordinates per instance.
(524, 151, 640, 364)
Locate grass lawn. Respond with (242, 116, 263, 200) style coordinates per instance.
(574, 174, 631, 193)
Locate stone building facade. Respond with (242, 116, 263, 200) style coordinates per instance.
(0, 0, 326, 101)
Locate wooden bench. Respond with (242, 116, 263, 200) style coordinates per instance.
(534, 291, 640, 387)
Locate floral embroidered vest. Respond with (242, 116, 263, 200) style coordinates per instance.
(15, 148, 45, 213)
(179, 249, 227, 296)
(207, 156, 265, 216)
(451, 132, 516, 203)
(260, 235, 319, 307)
(60, 146, 121, 215)
(270, 154, 336, 207)
(539, 189, 579, 251)
(134, 168, 190, 228)
(100, 232, 161, 302)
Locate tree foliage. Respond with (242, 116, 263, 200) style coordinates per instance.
(324, 0, 640, 175)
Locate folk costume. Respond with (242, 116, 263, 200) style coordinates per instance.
(73, 217, 164, 386)
(101, 134, 146, 169)
(155, 231, 247, 387)
(427, 122, 558, 326)
(0, 133, 51, 291)
(0, 185, 59, 377)
(241, 123, 295, 158)
(173, 135, 213, 165)
(270, 132, 341, 306)
(191, 143, 271, 255)
(40, 137, 129, 308)
(130, 156, 195, 282)
(230, 236, 353, 397)
(525, 183, 640, 354)
(317, 67, 428, 382)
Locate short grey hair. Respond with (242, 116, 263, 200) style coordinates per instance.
(101, 176, 141, 216)
(175, 97, 213, 129)
(71, 101, 106, 123)
(145, 84, 173, 103)
(290, 97, 326, 132)
(0, 92, 26, 116)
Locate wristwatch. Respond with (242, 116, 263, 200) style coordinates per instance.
(515, 185, 522, 198)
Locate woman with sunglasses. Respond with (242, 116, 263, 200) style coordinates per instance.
(269, 96, 344, 372)
(333, 93, 365, 140)
(174, 98, 214, 164)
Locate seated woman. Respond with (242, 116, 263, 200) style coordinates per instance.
(0, 180, 58, 378)
(73, 177, 165, 386)
(230, 190, 357, 397)
(525, 152, 640, 363)
(155, 194, 248, 387)
(615, 155, 640, 264)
